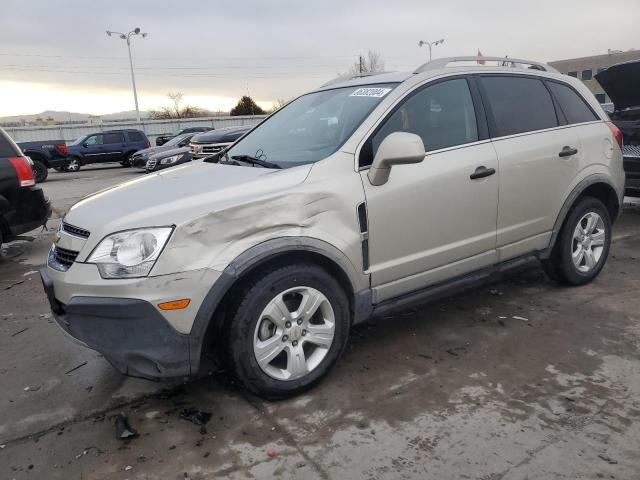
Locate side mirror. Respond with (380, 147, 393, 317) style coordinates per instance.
(367, 132, 425, 186)
(82, 143, 88, 148)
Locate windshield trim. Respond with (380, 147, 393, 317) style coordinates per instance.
(224, 82, 400, 168)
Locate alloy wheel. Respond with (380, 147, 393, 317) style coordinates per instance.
(253, 286, 335, 381)
(572, 211, 606, 273)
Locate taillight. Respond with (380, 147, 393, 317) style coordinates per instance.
(55, 143, 68, 155)
(8, 156, 36, 187)
(606, 121, 623, 150)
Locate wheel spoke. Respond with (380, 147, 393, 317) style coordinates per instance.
(287, 345, 308, 378)
(591, 230, 605, 247)
(584, 213, 596, 234)
(255, 336, 285, 367)
(296, 289, 324, 321)
(262, 296, 292, 328)
(584, 249, 597, 270)
(305, 324, 334, 348)
(572, 244, 584, 264)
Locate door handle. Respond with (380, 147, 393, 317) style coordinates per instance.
(470, 166, 496, 180)
(559, 146, 578, 158)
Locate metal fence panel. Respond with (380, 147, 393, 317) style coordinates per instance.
(4, 115, 267, 144)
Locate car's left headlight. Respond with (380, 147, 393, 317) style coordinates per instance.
(86, 227, 174, 279)
(159, 154, 184, 165)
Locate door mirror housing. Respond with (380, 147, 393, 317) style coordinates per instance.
(367, 132, 425, 186)
(82, 143, 88, 148)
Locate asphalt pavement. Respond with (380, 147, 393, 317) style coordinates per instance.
(1, 164, 640, 479)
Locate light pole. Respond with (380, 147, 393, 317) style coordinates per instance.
(106, 27, 148, 122)
(418, 38, 445, 62)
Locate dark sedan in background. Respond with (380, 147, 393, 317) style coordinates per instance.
(131, 133, 196, 168)
(596, 60, 640, 197)
(155, 126, 211, 146)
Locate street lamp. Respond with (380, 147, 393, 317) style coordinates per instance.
(418, 38, 445, 62)
(106, 27, 148, 122)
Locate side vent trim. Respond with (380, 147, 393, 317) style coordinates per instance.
(357, 202, 369, 272)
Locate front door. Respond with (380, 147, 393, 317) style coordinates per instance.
(359, 77, 499, 302)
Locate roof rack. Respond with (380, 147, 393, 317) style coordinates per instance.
(414, 56, 558, 74)
(321, 71, 391, 87)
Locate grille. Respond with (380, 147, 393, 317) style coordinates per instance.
(62, 222, 90, 239)
(190, 142, 231, 158)
(146, 158, 157, 170)
(50, 246, 79, 271)
(623, 145, 640, 158)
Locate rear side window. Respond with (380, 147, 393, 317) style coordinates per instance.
(127, 131, 143, 142)
(103, 133, 125, 144)
(480, 76, 558, 137)
(0, 129, 21, 157)
(547, 82, 598, 124)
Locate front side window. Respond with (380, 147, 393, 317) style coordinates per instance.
(547, 82, 598, 124)
(480, 76, 558, 137)
(85, 135, 103, 146)
(223, 83, 398, 168)
(364, 78, 478, 166)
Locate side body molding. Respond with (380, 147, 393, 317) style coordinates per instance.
(188, 236, 373, 374)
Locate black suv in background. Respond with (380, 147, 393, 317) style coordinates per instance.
(0, 129, 51, 249)
(65, 129, 150, 172)
(155, 126, 210, 146)
(596, 61, 640, 196)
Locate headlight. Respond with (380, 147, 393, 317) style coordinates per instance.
(159, 154, 183, 165)
(86, 227, 173, 279)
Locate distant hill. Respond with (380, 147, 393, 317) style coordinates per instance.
(0, 110, 150, 124)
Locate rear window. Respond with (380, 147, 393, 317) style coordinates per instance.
(0, 129, 22, 157)
(103, 133, 125, 144)
(127, 131, 144, 142)
(480, 76, 558, 137)
(547, 82, 599, 124)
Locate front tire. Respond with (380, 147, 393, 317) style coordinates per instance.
(32, 160, 48, 183)
(225, 263, 350, 399)
(65, 157, 81, 172)
(542, 197, 611, 286)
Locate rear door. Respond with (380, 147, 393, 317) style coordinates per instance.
(101, 132, 126, 161)
(478, 75, 582, 261)
(360, 77, 499, 302)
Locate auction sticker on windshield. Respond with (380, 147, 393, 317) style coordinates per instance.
(350, 87, 392, 98)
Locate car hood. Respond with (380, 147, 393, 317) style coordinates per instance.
(64, 162, 311, 240)
(149, 146, 190, 159)
(192, 126, 252, 144)
(595, 61, 640, 111)
(135, 144, 176, 157)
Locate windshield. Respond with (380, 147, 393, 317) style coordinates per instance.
(165, 133, 191, 147)
(224, 83, 397, 168)
(69, 136, 86, 146)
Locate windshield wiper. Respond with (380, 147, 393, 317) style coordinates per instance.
(230, 155, 281, 169)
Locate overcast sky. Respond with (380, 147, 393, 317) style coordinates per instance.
(1, 0, 638, 116)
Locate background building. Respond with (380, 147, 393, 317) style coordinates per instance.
(549, 49, 640, 104)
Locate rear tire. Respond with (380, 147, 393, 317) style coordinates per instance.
(65, 157, 81, 172)
(542, 197, 611, 286)
(32, 160, 48, 183)
(225, 263, 350, 399)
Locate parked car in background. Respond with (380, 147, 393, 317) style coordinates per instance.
(42, 57, 624, 399)
(65, 129, 150, 172)
(142, 146, 192, 173)
(189, 125, 252, 159)
(131, 133, 196, 168)
(596, 61, 640, 196)
(17, 140, 69, 183)
(0, 128, 50, 249)
(155, 126, 211, 146)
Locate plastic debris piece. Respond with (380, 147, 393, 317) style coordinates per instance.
(513, 316, 529, 322)
(125, 465, 133, 471)
(115, 413, 138, 440)
(267, 449, 277, 458)
(179, 407, 212, 427)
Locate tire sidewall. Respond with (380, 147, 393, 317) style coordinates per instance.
(33, 160, 48, 183)
(228, 264, 350, 399)
(559, 198, 611, 285)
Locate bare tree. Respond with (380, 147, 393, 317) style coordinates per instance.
(149, 92, 210, 119)
(342, 50, 386, 76)
(271, 98, 289, 112)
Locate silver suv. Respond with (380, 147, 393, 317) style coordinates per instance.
(41, 57, 625, 399)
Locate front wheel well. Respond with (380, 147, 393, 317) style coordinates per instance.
(200, 250, 356, 365)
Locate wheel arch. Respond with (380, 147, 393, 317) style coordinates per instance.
(545, 175, 621, 257)
(24, 150, 48, 167)
(188, 237, 372, 374)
